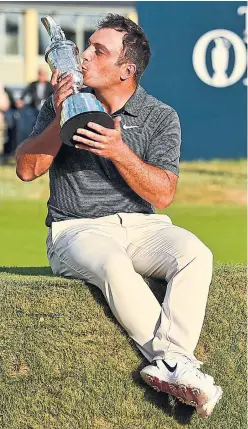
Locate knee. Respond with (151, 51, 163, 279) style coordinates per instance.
(181, 236, 213, 265)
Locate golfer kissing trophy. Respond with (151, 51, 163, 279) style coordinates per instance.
(41, 15, 114, 146)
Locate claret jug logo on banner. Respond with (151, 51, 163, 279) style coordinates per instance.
(193, 6, 247, 87)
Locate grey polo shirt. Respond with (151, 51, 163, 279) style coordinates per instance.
(28, 85, 181, 227)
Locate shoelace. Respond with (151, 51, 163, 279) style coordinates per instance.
(166, 351, 203, 367)
(165, 353, 205, 378)
(179, 356, 214, 382)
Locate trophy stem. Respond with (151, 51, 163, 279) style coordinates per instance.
(41, 16, 66, 42)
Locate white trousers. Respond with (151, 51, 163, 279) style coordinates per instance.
(46, 213, 213, 362)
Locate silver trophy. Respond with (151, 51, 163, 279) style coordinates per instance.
(41, 16, 114, 146)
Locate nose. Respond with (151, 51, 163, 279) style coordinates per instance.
(82, 45, 93, 63)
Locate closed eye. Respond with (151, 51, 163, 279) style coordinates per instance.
(95, 48, 104, 55)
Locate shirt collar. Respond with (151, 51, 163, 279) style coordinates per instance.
(124, 85, 147, 117)
(83, 84, 147, 117)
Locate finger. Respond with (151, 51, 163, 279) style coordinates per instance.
(54, 88, 74, 108)
(87, 122, 111, 136)
(72, 135, 105, 149)
(55, 82, 74, 100)
(76, 128, 105, 142)
(54, 77, 74, 105)
(74, 143, 102, 155)
(50, 69, 61, 86)
(56, 73, 73, 92)
(113, 116, 121, 131)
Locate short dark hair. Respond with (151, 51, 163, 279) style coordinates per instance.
(97, 14, 151, 83)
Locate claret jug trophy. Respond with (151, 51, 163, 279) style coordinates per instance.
(41, 16, 114, 146)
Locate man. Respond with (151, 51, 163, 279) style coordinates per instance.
(15, 67, 54, 145)
(16, 66, 54, 111)
(16, 14, 222, 418)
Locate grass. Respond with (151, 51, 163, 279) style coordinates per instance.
(0, 263, 246, 429)
(0, 200, 246, 266)
(0, 159, 246, 264)
(0, 160, 246, 428)
(0, 159, 246, 205)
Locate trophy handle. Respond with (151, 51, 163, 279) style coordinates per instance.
(41, 16, 66, 41)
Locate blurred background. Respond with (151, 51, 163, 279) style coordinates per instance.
(0, 1, 246, 266)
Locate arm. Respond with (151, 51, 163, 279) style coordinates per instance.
(16, 118, 62, 181)
(16, 71, 73, 181)
(73, 110, 181, 209)
(112, 147, 178, 209)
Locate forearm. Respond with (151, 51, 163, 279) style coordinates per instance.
(113, 145, 174, 209)
(16, 119, 62, 181)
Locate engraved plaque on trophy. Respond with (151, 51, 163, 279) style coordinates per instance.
(41, 16, 114, 146)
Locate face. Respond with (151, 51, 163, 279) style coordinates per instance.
(38, 70, 47, 83)
(81, 28, 128, 89)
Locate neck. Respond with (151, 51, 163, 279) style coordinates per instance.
(94, 82, 137, 115)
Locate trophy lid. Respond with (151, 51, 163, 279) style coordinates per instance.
(41, 16, 66, 42)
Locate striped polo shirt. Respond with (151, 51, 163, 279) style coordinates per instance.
(29, 85, 181, 227)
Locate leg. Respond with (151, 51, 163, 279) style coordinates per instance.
(120, 213, 222, 417)
(125, 215, 213, 358)
(46, 226, 161, 361)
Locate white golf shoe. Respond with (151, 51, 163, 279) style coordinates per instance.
(140, 354, 222, 418)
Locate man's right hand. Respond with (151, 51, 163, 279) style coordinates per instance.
(50, 70, 74, 118)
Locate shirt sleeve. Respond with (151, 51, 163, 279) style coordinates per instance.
(144, 108, 181, 176)
(28, 95, 56, 138)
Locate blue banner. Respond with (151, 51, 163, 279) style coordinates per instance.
(137, 1, 247, 160)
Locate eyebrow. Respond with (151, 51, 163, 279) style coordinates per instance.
(88, 38, 110, 54)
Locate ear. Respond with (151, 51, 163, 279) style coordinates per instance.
(120, 63, 136, 81)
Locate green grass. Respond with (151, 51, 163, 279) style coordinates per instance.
(0, 200, 246, 266)
(0, 161, 246, 427)
(1, 159, 246, 205)
(161, 204, 246, 263)
(0, 263, 246, 429)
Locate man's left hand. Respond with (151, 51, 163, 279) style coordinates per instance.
(72, 117, 128, 161)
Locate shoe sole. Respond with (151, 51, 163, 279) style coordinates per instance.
(140, 371, 222, 417)
(196, 385, 223, 418)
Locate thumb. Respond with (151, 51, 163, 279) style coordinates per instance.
(51, 69, 61, 87)
(113, 116, 121, 131)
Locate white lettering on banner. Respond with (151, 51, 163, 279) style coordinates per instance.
(193, 29, 247, 87)
(237, 5, 248, 84)
(237, 6, 247, 44)
(192, 7, 247, 88)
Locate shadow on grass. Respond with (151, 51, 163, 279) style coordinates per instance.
(88, 279, 195, 424)
(132, 363, 195, 425)
(87, 277, 167, 326)
(0, 266, 53, 276)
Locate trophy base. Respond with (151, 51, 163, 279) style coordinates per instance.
(60, 111, 114, 147)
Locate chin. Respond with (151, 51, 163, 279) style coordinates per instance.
(83, 78, 94, 88)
